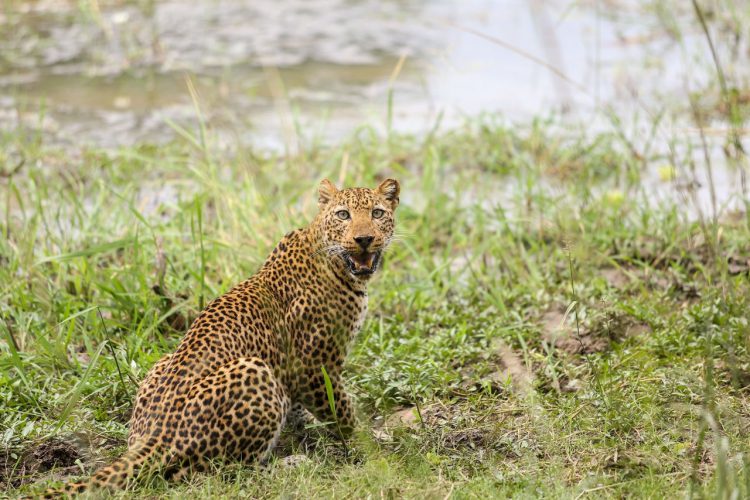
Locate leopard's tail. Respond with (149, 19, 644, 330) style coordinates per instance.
(32, 437, 162, 499)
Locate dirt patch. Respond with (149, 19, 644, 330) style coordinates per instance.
(494, 339, 533, 395)
(601, 267, 631, 289)
(555, 334, 610, 356)
(456, 338, 533, 396)
(385, 407, 421, 430)
(595, 310, 653, 341)
(542, 307, 651, 356)
(542, 308, 606, 355)
(443, 427, 488, 450)
(1, 438, 82, 490)
(372, 406, 423, 442)
(536, 306, 652, 392)
(30, 439, 80, 472)
(727, 255, 750, 275)
(457, 365, 506, 395)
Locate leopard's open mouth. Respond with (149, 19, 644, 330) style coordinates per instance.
(343, 250, 382, 276)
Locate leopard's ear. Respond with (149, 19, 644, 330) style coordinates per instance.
(376, 178, 400, 209)
(318, 179, 338, 208)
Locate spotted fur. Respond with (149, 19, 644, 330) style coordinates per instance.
(37, 179, 400, 498)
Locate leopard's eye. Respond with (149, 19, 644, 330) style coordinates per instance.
(372, 209, 385, 219)
(336, 210, 350, 220)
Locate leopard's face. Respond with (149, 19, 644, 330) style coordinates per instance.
(315, 178, 400, 279)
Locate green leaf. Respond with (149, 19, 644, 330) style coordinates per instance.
(320, 365, 336, 420)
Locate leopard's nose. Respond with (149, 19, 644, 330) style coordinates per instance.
(354, 235, 374, 250)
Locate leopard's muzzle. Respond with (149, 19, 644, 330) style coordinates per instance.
(342, 249, 382, 276)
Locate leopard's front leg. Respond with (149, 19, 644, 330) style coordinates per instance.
(299, 368, 356, 438)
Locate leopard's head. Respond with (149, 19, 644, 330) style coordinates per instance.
(314, 178, 400, 279)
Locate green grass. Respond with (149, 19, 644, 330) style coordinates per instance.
(3, 0, 750, 497)
(1, 113, 749, 498)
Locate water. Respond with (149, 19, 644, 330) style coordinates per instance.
(1, 0, 747, 215)
(0, 0, 702, 145)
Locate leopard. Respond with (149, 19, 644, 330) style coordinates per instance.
(36, 178, 400, 498)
